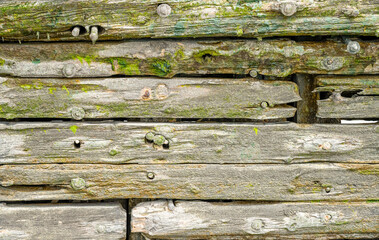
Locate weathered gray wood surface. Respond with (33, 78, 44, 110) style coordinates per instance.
(0, 0, 378, 41)
(0, 163, 377, 201)
(132, 200, 379, 239)
(0, 122, 377, 164)
(315, 75, 379, 119)
(0, 77, 300, 120)
(0, 40, 377, 78)
(294, 74, 317, 123)
(0, 202, 127, 239)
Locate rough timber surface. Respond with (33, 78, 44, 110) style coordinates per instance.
(315, 75, 379, 119)
(0, 40, 378, 78)
(131, 200, 379, 239)
(0, 122, 378, 164)
(0, 77, 300, 120)
(0, 0, 378, 41)
(0, 163, 377, 201)
(0, 202, 127, 240)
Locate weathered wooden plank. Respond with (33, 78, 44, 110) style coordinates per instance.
(0, 77, 300, 120)
(132, 200, 379, 239)
(0, 202, 127, 239)
(294, 74, 317, 123)
(0, 0, 378, 41)
(0, 40, 377, 78)
(315, 76, 379, 119)
(0, 122, 377, 164)
(0, 163, 377, 201)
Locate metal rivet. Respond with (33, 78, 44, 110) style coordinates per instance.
(320, 142, 332, 150)
(89, 26, 98, 44)
(72, 27, 80, 37)
(325, 187, 332, 193)
(147, 172, 155, 179)
(280, 2, 297, 16)
(288, 222, 297, 231)
(153, 135, 166, 146)
(260, 101, 269, 109)
(251, 219, 264, 232)
(62, 63, 76, 78)
(70, 178, 86, 190)
(347, 41, 360, 54)
(249, 69, 258, 78)
(157, 4, 172, 17)
(70, 107, 85, 120)
(145, 132, 155, 141)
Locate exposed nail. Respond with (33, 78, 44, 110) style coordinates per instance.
(280, 2, 297, 16)
(347, 41, 360, 54)
(70, 107, 85, 120)
(251, 219, 264, 232)
(62, 63, 77, 78)
(70, 178, 86, 190)
(90, 26, 98, 44)
(147, 172, 155, 179)
(249, 69, 258, 78)
(72, 27, 81, 37)
(153, 135, 166, 146)
(157, 4, 172, 17)
(145, 132, 155, 142)
(260, 101, 269, 109)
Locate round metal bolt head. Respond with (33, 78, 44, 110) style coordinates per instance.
(157, 4, 172, 17)
(325, 187, 332, 193)
(72, 27, 80, 37)
(145, 132, 155, 141)
(62, 63, 76, 78)
(147, 172, 155, 179)
(153, 135, 166, 146)
(249, 69, 258, 78)
(280, 2, 297, 16)
(251, 219, 264, 232)
(71, 178, 86, 190)
(347, 41, 360, 54)
(260, 101, 269, 109)
(70, 107, 85, 120)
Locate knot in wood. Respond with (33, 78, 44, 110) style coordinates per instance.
(280, 2, 297, 16)
(250, 219, 264, 232)
(155, 84, 169, 100)
(62, 63, 77, 78)
(70, 178, 86, 190)
(153, 135, 166, 146)
(145, 132, 155, 142)
(157, 4, 172, 17)
(70, 107, 85, 120)
(141, 88, 152, 100)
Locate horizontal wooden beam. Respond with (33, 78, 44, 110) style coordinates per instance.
(0, 163, 377, 201)
(0, 0, 377, 41)
(0, 122, 377, 164)
(315, 75, 379, 119)
(132, 200, 379, 239)
(0, 40, 377, 78)
(0, 77, 300, 120)
(0, 202, 127, 239)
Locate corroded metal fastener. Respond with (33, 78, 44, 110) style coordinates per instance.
(90, 26, 99, 44)
(157, 4, 172, 17)
(70, 178, 86, 190)
(62, 63, 77, 78)
(249, 69, 258, 78)
(72, 27, 81, 37)
(280, 2, 297, 16)
(346, 40, 361, 54)
(70, 107, 85, 120)
(260, 102, 269, 109)
(147, 172, 155, 179)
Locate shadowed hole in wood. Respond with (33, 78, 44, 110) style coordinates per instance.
(319, 91, 333, 100)
(162, 142, 170, 149)
(91, 25, 106, 35)
(341, 90, 361, 98)
(202, 53, 214, 62)
(74, 140, 81, 149)
(69, 25, 87, 35)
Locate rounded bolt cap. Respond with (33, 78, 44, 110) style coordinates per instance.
(147, 172, 155, 179)
(72, 27, 80, 37)
(280, 2, 297, 16)
(62, 63, 77, 78)
(145, 132, 155, 141)
(249, 69, 258, 78)
(260, 101, 269, 109)
(157, 4, 172, 17)
(347, 41, 360, 54)
(70, 107, 85, 120)
(71, 178, 86, 190)
(153, 135, 166, 146)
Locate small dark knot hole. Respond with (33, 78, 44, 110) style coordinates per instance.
(74, 140, 81, 149)
(162, 141, 170, 149)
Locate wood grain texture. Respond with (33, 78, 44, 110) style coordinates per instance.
(315, 75, 379, 119)
(0, 163, 377, 201)
(0, 202, 127, 240)
(0, 0, 378, 41)
(294, 74, 317, 123)
(0, 39, 377, 78)
(0, 77, 300, 120)
(132, 200, 379, 239)
(0, 122, 377, 164)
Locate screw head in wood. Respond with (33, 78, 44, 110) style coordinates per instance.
(260, 101, 269, 109)
(72, 27, 81, 37)
(147, 172, 155, 179)
(249, 69, 258, 78)
(280, 2, 297, 16)
(70, 107, 85, 120)
(70, 178, 86, 190)
(89, 26, 99, 44)
(347, 41, 360, 54)
(157, 4, 172, 17)
(62, 63, 77, 78)
(251, 219, 264, 232)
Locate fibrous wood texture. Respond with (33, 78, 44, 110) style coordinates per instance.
(0, 0, 378, 41)
(0, 40, 377, 78)
(0, 202, 127, 240)
(132, 200, 379, 239)
(315, 75, 379, 119)
(0, 122, 377, 164)
(0, 163, 377, 201)
(0, 77, 300, 120)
